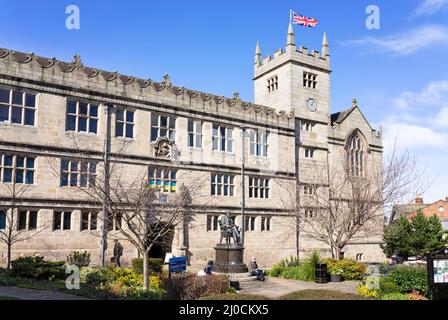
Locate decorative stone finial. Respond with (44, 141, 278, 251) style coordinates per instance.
(163, 73, 172, 87)
(233, 91, 241, 101)
(255, 40, 262, 66)
(377, 126, 383, 138)
(352, 98, 358, 107)
(322, 32, 329, 57)
(72, 54, 82, 67)
(287, 20, 295, 47)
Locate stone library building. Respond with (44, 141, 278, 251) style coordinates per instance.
(0, 23, 385, 268)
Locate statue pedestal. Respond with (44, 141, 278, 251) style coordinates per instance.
(214, 244, 248, 274)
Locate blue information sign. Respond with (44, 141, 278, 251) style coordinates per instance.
(169, 256, 187, 273)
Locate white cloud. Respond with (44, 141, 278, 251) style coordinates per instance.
(393, 80, 448, 109)
(382, 80, 448, 203)
(382, 121, 448, 151)
(383, 80, 448, 150)
(435, 107, 448, 127)
(346, 25, 448, 55)
(414, 0, 448, 16)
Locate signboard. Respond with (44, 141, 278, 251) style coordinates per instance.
(427, 248, 448, 300)
(169, 256, 187, 273)
(433, 259, 448, 284)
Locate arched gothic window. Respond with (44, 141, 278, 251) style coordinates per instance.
(346, 131, 365, 177)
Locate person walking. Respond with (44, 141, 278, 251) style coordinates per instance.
(113, 239, 123, 268)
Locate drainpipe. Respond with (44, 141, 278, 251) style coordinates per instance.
(240, 126, 246, 246)
(295, 119, 302, 260)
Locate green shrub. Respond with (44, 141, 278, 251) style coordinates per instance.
(266, 265, 286, 277)
(112, 269, 143, 288)
(80, 266, 165, 299)
(327, 259, 366, 280)
(67, 251, 91, 268)
(227, 287, 237, 294)
(278, 256, 300, 267)
(357, 284, 380, 299)
(268, 252, 321, 282)
(298, 251, 321, 282)
(131, 258, 163, 274)
(379, 276, 400, 295)
(324, 258, 338, 271)
(280, 266, 304, 280)
(11, 257, 66, 280)
(381, 292, 410, 300)
(120, 286, 165, 300)
(0, 273, 16, 286)
(80, 267, 105, 286)
(389, 265, 428, 295)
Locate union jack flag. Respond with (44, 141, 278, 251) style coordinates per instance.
(292, 11, 318, 28)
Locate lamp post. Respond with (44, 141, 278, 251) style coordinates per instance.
(100, 104, 112, 267)
(240, 126, 249, 246)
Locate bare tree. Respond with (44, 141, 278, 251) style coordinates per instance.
(279, 142, 427, 260)
(0, 182, 49, 271)
(47, 134, 208, 289)
(96, 166, 202, 290)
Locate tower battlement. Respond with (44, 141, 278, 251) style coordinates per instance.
(254, 22, 330, 80)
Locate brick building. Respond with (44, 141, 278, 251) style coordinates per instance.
(391, 196, 448, 230)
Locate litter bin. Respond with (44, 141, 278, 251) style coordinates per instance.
(315, 263, 328, 284)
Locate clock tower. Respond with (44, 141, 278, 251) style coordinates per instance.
(253, 21, 332, 184)
(253, 20, 331, 126)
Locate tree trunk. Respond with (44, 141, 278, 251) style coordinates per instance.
(334, 247, 343, 261)
(6, 243, 12, 271)
(143, 252, 149, 290)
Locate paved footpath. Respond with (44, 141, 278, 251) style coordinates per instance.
(240, 277, 360, 299)
(0, 286, 90, 300)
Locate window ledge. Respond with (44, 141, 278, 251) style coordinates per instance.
(115, 136, 135, 142)
(212, 150, 235, 156)
(64, 131, 98, 137)
(0, 122, 37, 129)
(211, 195, 235, 198)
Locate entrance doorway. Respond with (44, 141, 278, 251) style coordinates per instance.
(148, 226, 174, 259)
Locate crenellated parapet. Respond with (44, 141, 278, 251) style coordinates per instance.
(0, 48, 295, 128)
(254, 26, 331, 80)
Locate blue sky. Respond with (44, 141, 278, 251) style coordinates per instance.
(0, 0, 447, 202)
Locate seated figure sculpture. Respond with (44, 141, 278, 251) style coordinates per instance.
(218, 212, 242, 246)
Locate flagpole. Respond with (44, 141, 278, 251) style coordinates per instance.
(290, 9, 293, 22)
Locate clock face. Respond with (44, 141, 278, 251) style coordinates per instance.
(306, 98, 318, 112)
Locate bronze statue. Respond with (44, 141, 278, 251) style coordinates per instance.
(218, 211, 242, 246)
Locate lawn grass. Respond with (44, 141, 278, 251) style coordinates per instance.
(200, 293, 271, 300)
(0, 296, 18, 300)
(200, 290, 366, 301)
(279, 289, 368, 300)
(13, 278, 110, 299)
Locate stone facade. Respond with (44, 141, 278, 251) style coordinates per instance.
(0, 24, 385, 269)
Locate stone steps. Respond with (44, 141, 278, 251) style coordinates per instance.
(214, 272, 258, 282)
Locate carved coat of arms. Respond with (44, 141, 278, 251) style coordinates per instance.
(152, 137, 180, 160)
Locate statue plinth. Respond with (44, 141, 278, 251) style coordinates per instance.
(214, 244, 248, 274)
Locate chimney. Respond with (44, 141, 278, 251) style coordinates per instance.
(415, 195, 424, 205)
